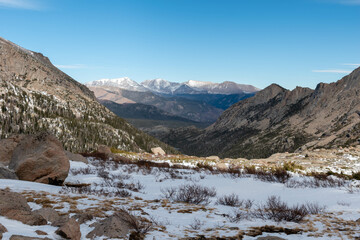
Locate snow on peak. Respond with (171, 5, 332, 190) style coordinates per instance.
(86, 77, 148, 92)
(142, 79, 181, 94)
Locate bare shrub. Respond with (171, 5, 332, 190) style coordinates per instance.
(255, 168, 291, 183)
(60, 185, 132, 198)
(216, 193, 242, 207)
(286, 176, 346, 188)
(225, 209, 250, 223)
(70, 167, 95, 175)
(188, 218, 204, 230)
(97, 170, 110, 179)
(161, 184, 216, 205)
(253, 196, 324, 222)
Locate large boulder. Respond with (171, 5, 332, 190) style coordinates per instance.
(0, 163, 18, 179)
(86, 213, 131, 239)
(0, 134, 25, 165)
(151, 147, 166, 155)
(65, 151, 88, 164)
(9, 133, 70, 185)
(0, 189, 46, 226)
(55, 218, 81, 240)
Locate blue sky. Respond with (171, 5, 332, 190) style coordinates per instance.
(0, 0, 359, 89)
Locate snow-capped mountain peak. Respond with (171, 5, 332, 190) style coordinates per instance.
(142, 78, 181, 94)
(86, 77, 148, 92)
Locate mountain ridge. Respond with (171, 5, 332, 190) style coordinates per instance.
(0, 36, 176, 154)
(158, 67, 360, 158)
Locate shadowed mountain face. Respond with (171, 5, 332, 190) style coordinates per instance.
(159, 67, 360, 159)
(0, 37, 176, 154)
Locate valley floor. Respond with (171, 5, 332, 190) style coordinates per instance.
(1, 149, 360, 239)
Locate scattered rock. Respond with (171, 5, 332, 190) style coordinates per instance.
(55, 218, 81, 240)
(206, 156, 220, 161)
(97, 145, 112, 157)
(73, 213, 94, 224)
(33, 208, 68, 227)
(0, 189, 46, 226)
(257, 237, 286, 240)
(9, 235, 51, 240)
(215, 162, 228, 170)
(0, 134, 25, 165)
(65, 151, 88, 164)
(35, 230, 47, 236)
(151, 147, 166, 155)
(86, 213, 131, 239)
(9, 132, 70, 185)
(0, 163, 18, 179)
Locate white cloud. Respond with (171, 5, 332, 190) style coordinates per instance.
(55, 64, 87, 69)
(342, 63, 360, 66)
(0, 0, 41, 10)
(312, 69, 352, 73)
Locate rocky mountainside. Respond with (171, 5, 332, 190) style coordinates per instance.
(160, 67, 360, 158)
(0, 37, 176, 154)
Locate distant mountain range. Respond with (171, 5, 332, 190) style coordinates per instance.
(0, 37, 176, 154)
(88, 77, 260, 96)
(86, 78, 259, 132)
(159, 67, 360, 159)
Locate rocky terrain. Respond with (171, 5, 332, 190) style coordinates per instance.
(0, 36, 175, 154)
(0, 132, 359, 239)
(160, 67, 360, 159)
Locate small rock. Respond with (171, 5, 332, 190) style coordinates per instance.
(9, 132, 70, 185)
(257, 237, 286, 240)
(73, 213, 94, 224)
(86, 213, 131, 238)
(206, 156, 220, 161)
(129, 232, 145, 240)
(55, 218, 81, 240)
(33, 208, 68, 227)
(151, 147, 165, 155)
(65, 151, 88, 164)
(35, 230, 47, 236)
(0, 223, 7, 233)
(97, 145, 112, 157)
(215, 162, 228, 170)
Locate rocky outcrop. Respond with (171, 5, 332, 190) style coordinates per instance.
(9, 132, 70, 185)
(55, 218, 81, 240)
(0, 189, 46, 226)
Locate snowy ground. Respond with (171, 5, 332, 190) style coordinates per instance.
(0, 157, 360, 239)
